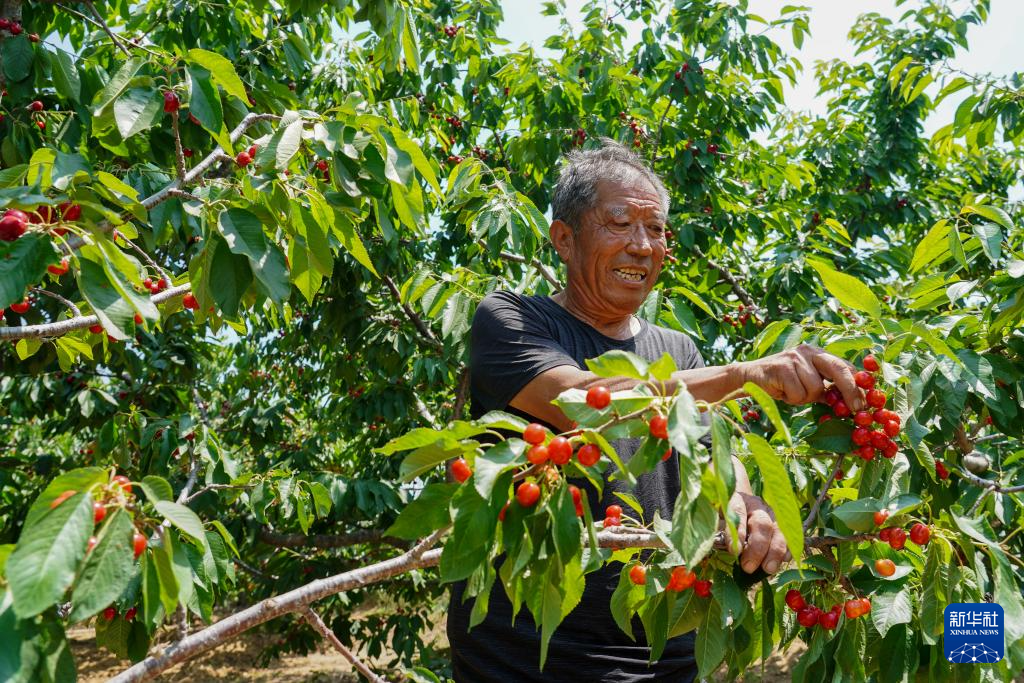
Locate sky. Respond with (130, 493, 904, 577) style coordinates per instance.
(498, 0, 1024, 137)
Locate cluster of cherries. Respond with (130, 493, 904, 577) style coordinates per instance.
(0, 201, 81, 242)
(871, 509, 931, 576)
(440, 24, 462, 37)
(785, 589, 870, 630)
(49, 473, 147, 560)
(235, 143, 259, 168)
(721, 303, 763, 329)
(629, 562, 712, 597)
(314, 159, 331, 182)
(572, 128, 587, 146)
(820, 354, 902, 461)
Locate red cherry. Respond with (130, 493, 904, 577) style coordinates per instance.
(248, 144, 258, 157)
(785, 589, 806, 611)
(133, 312, 143, 325)
(125, 607, 137, 621)
(854, 411, 873, 427)
(858, 597, 871, 615)
(869, 431, 888, 449)
(10, 298, 30, 314)
(862, 354, 880, 372)
(888, 528, 907, 550)
(909, 523, 930, 545)
(858, 445, 875, 461)
(661, 447, 672, 461)
(93, 502, 107, 524)
(832, 400, 850, 418)
(818, 413, 832, 424)
(879, 527, 892, 542)
(882, 442, 899, 459)
(936, 461, 950, 480)
(133, 532, 147, 558)
(606, 505, 623, 519)
(9, 23, 21, 35)
(103, 606, 116, 620)
(182, 293, 199, 310)
(163, 91, 180, 113)
(526, 445, 549, 465)
(649, 414, 669, 440)
(523, 423, 546, 445)
(668, 566, 696, 591)
(819, 610, 839, 629)
(50, 490, 77, 509)
(824, 387, 840, 406)
(547, 437, 572, 465)
(29, 100, 44, 112)
(797, 606, 819, 628)
(183, 148, 194, 158)
(36, 120, 45, 130)
(112, 475, 132, 494)
(844, 599, 863, 619)
(498, 503, 508, 522)
(157, 278, 168, 291)
(629, 565, 647, 585)
(316, 160, 329, 172)
(851, 426, 870, 446)
(873, 509, 889, 526)
(516, 482, 540, 507)
(235, 151, 252, 167)
(883, 420, 900, 437)
(854, 371, 875, 390)
(451, 458, 472, 483)
(576, 443, 601, 467)
(834, 468, 844, 481)
(89, 323, 103, 334)
(866, 389, 886, 409)
(603, 516, 621, 527)
(586, 385, 612, 410)
(569, 485, 582, 504)
(0, 209, 28, 241)
(694, 579, 712, 598)
(47, 258, 69, 276)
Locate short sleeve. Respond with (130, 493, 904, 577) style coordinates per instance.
(470, 292, 579, 412)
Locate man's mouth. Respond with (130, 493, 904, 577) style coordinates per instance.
(613, 267, 648, 283)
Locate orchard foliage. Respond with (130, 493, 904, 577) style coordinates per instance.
(0, 0, 1022, 680)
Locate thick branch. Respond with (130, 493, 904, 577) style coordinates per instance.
(958, 467, 1024, 494)
(300, 607, 386, 683)
(451, 366, 470, 421)
(804, 454, 845, 532)
(413, 393, 439, 426)
(381, 274, 442, 350)
(478, 239, 561, 289)
(258, 527, 409, 550)
(0, 284, 191, 340)
(692, 245, 757, 310)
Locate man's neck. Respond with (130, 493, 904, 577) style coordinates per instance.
(551, 289, 640, 340)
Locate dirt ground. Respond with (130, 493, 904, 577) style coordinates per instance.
(72, 614, 806, 683)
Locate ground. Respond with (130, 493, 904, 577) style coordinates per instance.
(71, 615, 805, 682)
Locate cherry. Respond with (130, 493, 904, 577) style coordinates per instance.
(819, 610, 839, 629)
(909, 523, 930, 546)
(548, 436, 573, 465)
(674, 70, 682, 80)
(869, 431, 888, 449)
(661, 447, 672, 461)
(744, 409, 760, 421)
(451, 458, 471, 483)
(523, 423, 546, 445)
(124, 607, 137, 621)
(832, 400, 850, 418)
(649, 414, 669, 440)
(182, 293, 200, 310)
(694, 579, 712, 598)
(883, 420, 900, 438)
(248, 144, 258, 157)
(873, 509, 889, 526)
(852, 426, 870, 446)
(862, 354, 880, 372)
(576, 443, 601, 467)
(873, 409, 897, 425)
(133, 312, 143, 325)
(0, 208, 28, 241)
(163, 91, 180, 113)
(9, 22, 20, 35)
(844, 599, 863, 619)
(834, 468, 844, 480)
(89, 324, 103, 334)
(47, 258, 69, 276)
(818, 414, 832, 424)
(10, 297, 30, 314)
(316, 160, 329, 172)
(879, 527, 892, 542)
(823, 387, 840, 406)
(785, 589, 806, 611)
(858, 597, 871, 615)
(235, 151, 252, 167)
(857, 445, 875, 460)
(853, 371, 875, 390)
(854, 411, 873, 427)
(875, 558, 896, 577)
(111, 475, 132, 495)
(866, 389, 886, 409)
(87, 536, 98, 553)
(498, 503, 508, 522)
(667, 566, 696, 591)
(133, 532, 147, 558)
(55, 203, 77, 221)
(527, 444, 549, 464)
(183, 148, 194, 158)
(103, 606, 117, 621)
(586, 385, 611, 410)
(629, 565, 647, 585)
(606, 505, 623, 519)
(49, 490, 77, 509)
(603, 516, 621, 527)
(29, 100, 43, 112)
(888, 528, 907, 550)
(93, 502, 107, 524)
(36, 120, 45, 130)
(568, 484, 582, 516)
(797, 606, 819, 628)
(935, 461, 949, 480)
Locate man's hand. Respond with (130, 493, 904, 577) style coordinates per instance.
(740, 344, 865, 411)
(727, 491, 791, 575)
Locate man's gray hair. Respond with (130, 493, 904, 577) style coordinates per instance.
(551, 138, 669, 233)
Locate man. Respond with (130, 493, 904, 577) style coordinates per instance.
(448, 140, 867, 681)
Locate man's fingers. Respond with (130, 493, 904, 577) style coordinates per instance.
(778, 366, 808, 405)
(740, 509, 773, 573)
(794, 355, 826, 405)
(762, 526, 789, 574)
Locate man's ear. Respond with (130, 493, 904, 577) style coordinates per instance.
(549, 219, 574, 264)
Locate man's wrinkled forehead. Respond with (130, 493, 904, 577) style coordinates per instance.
(595, 177, 665, 221)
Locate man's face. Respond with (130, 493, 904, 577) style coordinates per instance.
(561, 176, 667, 317)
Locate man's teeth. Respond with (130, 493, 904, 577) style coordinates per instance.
(614, 269, 645, 282)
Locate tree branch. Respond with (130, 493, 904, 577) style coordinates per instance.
(691, 245, 757, 310)
(258, 527, 410, 550)
(413, 393, 439, 426)
(478, 239, 561, 289)
(31, 287, 81, 316)
(381, 274, 442, 350)
(804, 454, 845, 532)
(958, 467, 1024, 494)
(299, 606, 386, 683)
(451, 366, 470, 421)
(82, 0, 132, 56)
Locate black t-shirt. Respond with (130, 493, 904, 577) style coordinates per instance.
(448, 291, 705, 682)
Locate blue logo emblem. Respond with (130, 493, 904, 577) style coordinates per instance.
(944, 603, 1004, 663)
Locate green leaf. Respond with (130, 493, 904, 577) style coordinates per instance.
(206, 236, 252, 318)
(805, 417, 854, 452)
(1, 35, 33, 81)
(639, 592, 669, 662)
(152, 501, 208, 550)
(971, 222, 1002, 264)
(830, 497, 882, 532)
(585, 350, 649, 379)
(92, 57, 145, 116)
(256, 112, 304, 171)
(669, 495, 717, 567)
(68, 509, 135, 622)
(536, 568, 565, 670)
(695, 597, 727, 677)
(386, 483, 458, 540)
(609, 565, 645, 640)
(0, 234, 55, 309)
(807, 258, 881, 318)
(744, 434, 803, 561)
(187, 66, 224, 138)
(187, 48, 249, 103)
(870, 588, 912, 637)
(439, 483, 500, 583)
(742, 382, 791, 445)
(963, 204, 1013, 231)
(473, 440, 524, 499)
(150, 540, 179, 615)
(332, 210, 378, 276)
(48, 49, 81, 101)
(7, 492, 93, 618)
(138, 476, 173, 503)
(113, 88, 164, 139)
(217, 208, 290, 305)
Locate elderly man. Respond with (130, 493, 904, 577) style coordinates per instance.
(447, 140, 866, 681)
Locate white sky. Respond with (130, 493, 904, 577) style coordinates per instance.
(499, 0, 1024, 136)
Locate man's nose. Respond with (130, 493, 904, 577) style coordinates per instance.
(625, 226, 654, 255)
